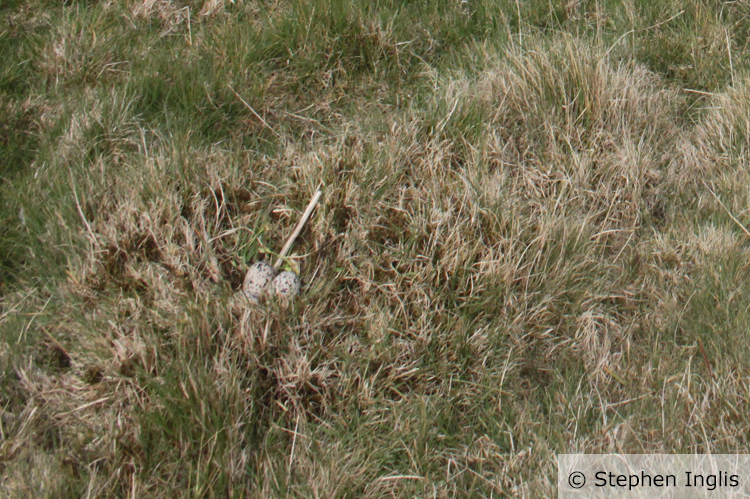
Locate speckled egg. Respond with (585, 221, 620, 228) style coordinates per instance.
(271, 271, 301, 299)
(242, 261, 276, 302)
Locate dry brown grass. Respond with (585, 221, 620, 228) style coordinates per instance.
(4, 0, 750, 496)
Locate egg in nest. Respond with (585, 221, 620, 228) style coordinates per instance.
(271, 271, 301, 299)
(242, 261, 276, 302)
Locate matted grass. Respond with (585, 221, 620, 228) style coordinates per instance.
(3, 0, 750, 497)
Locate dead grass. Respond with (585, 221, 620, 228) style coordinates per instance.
(3, 0, 750, 497)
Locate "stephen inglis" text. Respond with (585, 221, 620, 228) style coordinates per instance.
(594, 470, 740, 491)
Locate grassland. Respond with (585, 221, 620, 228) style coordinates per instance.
(3, 0, 750, 496)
